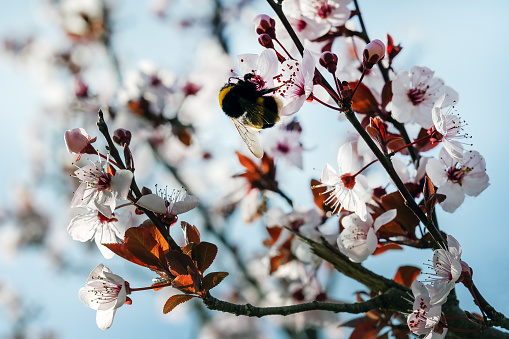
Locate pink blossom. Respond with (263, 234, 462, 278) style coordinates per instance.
(315, 143, 369, 221)
(426, 148, 489, 213)
(407, 281, 448, 338)
(67, 208, 131, 259)
(71, 161, 133, 217)
(79, 264, 128, 330)
(363, 39, 385, 70)
(64, 128, 97, 160)
(392, 66, 458, 129)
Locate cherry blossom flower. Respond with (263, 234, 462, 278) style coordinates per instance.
(315, 142, 369, 221)
(79, 264, 128, 330)
(64, 128, 97, 160)
(263, 123, 304, 169)
(282, 0, 330, 40)
(362, 39, 385, 70)
(392, 66, 458, 129)
(136, 188, 200, 216)
(407, 281, 448, 338)
(426, 235, 463, 305)
(426, 148, 489, 213)
(67, 208, 131, 259)
(70, 161, 133, 217)
(237, 49, 279, 90)
(429, 94, 466, 162)
(337, 209, 396, 263)
(299, 0, 352, 29)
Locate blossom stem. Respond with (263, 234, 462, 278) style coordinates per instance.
(319, 82, 341, 102)
(274, 187, 293, 207)
(274, 38, 294, 60)
(353, 158, 378, 177)
(351, 69, 366, 99)
(311, 94, 342, 111)
(387, 133, 432, 157)
(115, 202, 133, 210)
(130, 282, 172, 292)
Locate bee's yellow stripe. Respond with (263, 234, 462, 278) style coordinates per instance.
(218, 85, 234, 109)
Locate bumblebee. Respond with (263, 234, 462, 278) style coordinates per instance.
(219, 73, 282, 158)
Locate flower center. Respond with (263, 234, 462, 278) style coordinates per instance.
(277, 142, 290, 154)
(316, 3, 333, 19)
(97, 212, 119, 224)
(96, 172, 112, 191)
(340, 173, 356, 189)
(249, 74, 266, 90)
(447, 167, 465, 184)
(296, 19, 307, 32)
(407, 88, 426, 105)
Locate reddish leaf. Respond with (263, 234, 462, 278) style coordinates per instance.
(348, 82, 380, 114)
(202, 272, 229, 291)
(181, 243, 195, 257)
(349, 319, 379, 339)
(381, 81, 392, 108)
(372, 243, 403, 256)
(104, 221, 169, 271)
(269, 253, 286, 274)
(163, 294, 195, 314)
(172, 274, 196, 293)
(394, 265, 421, 288)
(195, 242, 218, 273)
(166, 250, 198, 276)
(236, 151, 257, 172)
(380, 192, 419, 233)
(181, 221, 201, 245)
(263, 226, 283, 247)
(341, 316, 371, 328)
(311, 179, 333, 215)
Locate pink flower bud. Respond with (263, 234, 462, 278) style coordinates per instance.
(254, 14, 276, 39)
(363, 39, 385, 70)
(113, 128, 132, 146)
(258, 33, 274, 49)
(319, 51, 338, 74)
(64, 128, 97, 159)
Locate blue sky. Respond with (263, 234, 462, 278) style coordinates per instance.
(1, 0, 508, 338)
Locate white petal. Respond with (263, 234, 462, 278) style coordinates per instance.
(442, 141, 463, 162)
(426, 158, 448, 187)
(320, 163, 339, 185)
(96, 309, 116, 330)
(136, 194, 167, 214)
(366, 228, 378, 255)
(111, 170, 133, 200)
(373, 209, 397, 232)
(172, 195, 200, 215)
(70, 182, 89, 208)
(446, 235, 462, 259)
(258, 49, 278, 82)
(68, 213, 98, 242)
(337, 142, 353, 174)
(92, 190, 116, 217)
(462, 175, 489, 197)
(237, 54, 259, 75)
(438, 181, 465, 213)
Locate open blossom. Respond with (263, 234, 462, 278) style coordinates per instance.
(263, 123, 304, 169)
(392, 66, 458, 129)
(277, 49, 315, 116)
(430, 94, 466, 162)
(67, 208, 131, 259)
(282, 0, 330, 40)
(337, 209, 396, 263)
(426, 235, 462, 305)
(136, 188, 200, 216)
(407, 281, 448, 338)
(238, 49, 279, 90)
(71, 161, 133, 217)
(315, 142, 369, 221)
(299, 0, 352, 29)
(426, 148, 489, 213)
(79, 264, 128, 330)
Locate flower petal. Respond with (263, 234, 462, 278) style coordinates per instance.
(136, 194, 167, 214)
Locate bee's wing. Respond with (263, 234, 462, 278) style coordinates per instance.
(232, 118, 264, 158)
